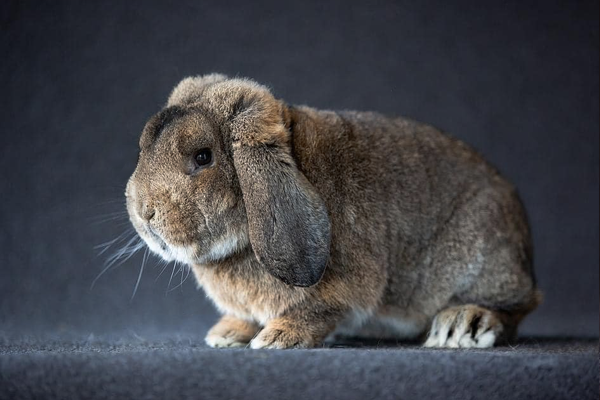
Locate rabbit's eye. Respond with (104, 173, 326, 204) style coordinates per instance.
(194, 148, 212, 167)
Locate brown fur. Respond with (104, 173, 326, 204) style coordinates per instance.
(126, 74, 541, 349)
(205, 315, 259, 348)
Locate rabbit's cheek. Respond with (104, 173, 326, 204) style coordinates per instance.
(198, 231, 249, 264)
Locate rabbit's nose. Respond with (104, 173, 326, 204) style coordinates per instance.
(141, 203, 156, 222)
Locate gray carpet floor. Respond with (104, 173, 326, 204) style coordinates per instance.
(0, 336, 597, 400)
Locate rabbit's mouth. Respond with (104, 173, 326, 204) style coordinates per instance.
(146, 226, 169, 252)
(138, 224, 172, 261)
(141, 224, 200, 265)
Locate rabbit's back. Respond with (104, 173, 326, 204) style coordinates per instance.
(288, 106, 536, 335)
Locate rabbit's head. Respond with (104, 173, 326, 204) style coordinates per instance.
(126, 74, 330, 287)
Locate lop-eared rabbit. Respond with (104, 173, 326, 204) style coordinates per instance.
(126, 74, 540, 349)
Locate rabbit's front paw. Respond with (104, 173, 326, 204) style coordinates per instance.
(424, 305, 503, 348)
(250, 319, 316, 349)
(205, 315, 260, 348)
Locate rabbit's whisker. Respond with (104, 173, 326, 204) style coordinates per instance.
(92, 199, 127, 207)
(89, 211, 130, 225)
(94, 229, 135, 254)
(91, 235, 144, 289)
(154, 258, 171, 282)
(166, 262, 179, 294)
(167, 262, 190, 292)
(131, 247, 150, 300)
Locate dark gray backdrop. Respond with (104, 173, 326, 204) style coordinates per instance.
(1, 0, 597, 339)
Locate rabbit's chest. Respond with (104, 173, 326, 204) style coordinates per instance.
(191, 263, 307, 326)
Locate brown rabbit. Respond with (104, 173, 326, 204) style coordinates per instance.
(125, 74, 541, 349)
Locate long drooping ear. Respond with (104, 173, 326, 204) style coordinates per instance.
(229, 87, 331, 287)
(167, 73, 228, 106)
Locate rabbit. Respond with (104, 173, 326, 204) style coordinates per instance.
(125, 73, 541, 349)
